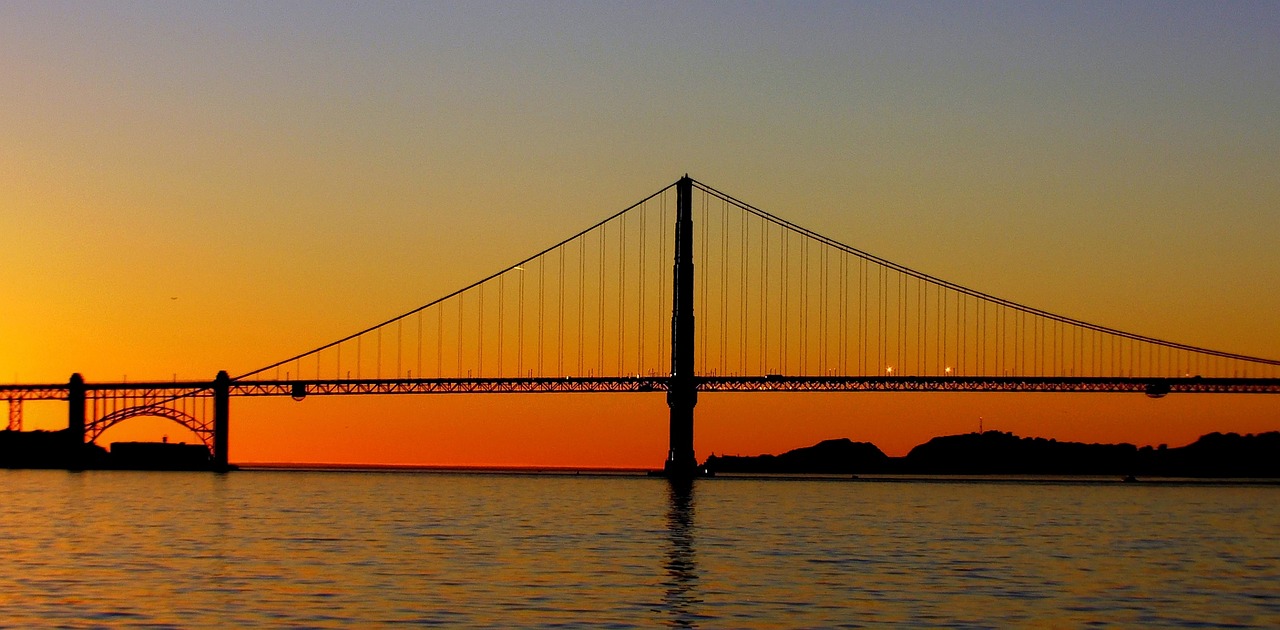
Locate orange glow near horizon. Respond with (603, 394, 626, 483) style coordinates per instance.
(18, 389, 1278, 468)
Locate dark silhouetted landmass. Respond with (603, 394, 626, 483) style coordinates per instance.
(109, 441, 215, 471)
(903, 432, 1136, 475)
(704, 438, 888, 474)
(1141, 431, 1280, 478)
(0, 429, 107, 469)
(704, 431, 1280, 478)
(0, 429, 216, 471)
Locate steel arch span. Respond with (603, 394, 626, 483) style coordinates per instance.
(87, 404, 214, 450)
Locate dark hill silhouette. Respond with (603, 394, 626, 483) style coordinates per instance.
(904, 431, 1137, 475)
(1142, 431, 1280, 477)
(704, 431, 1280, 477)
(704, 438, 888, 474)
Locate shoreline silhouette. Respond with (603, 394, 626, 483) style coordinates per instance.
(2, 428, 1277, 477)
(0, 429, 221, 471)
(703, 431, 1280, 478)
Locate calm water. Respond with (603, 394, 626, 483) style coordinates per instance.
(1, 470, 1277, 628)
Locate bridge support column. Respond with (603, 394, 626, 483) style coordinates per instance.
(213, 370, 230, 472)
(67, 373, 85, 443)
(8, 397, 22, 431)
(66, 373, 87, 469)
(664, 176, 699, 478)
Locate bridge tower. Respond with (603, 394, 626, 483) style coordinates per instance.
(664, 176, 699, 477)
(213, 370, 230, 471)
(67, 373, 85, 444)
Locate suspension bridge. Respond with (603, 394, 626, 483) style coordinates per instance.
(4, 176, 1278, 475)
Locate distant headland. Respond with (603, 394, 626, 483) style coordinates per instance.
(703, 431, 1280, 478)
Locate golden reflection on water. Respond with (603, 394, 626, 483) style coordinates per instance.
(662, 478, 701, 627)
(0, 470, 1277, 627)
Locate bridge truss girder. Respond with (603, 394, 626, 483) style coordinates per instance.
(696, 376, 1280, 395)
(0, 373, 1275, 451)
(229, 376, 1280, 398)
(2, 375, 1278, 405)
(0, 384, 67, 401)
(230, 377, 668, 397)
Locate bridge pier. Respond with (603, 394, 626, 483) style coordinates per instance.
(664, 176, 700, 478)
(213, 370, 230, 471)
(7, 397, 21, 432)
(67, 373, 86, 444)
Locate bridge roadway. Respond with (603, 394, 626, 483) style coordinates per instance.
(5, 375, 1280, 402)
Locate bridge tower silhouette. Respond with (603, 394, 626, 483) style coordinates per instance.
(666, 176, 698, 476)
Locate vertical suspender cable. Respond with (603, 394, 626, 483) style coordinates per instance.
(860, 257, 867, 375)
(558, 246, 565, 377)
(781, 230, 788, 374)
(839, 252, 846, 374)
(800, 238, 807, 374)
(638, 202, 646, 375)
(740, 203, 748, 374)
(819, 246, 826, 374)
(879, 265, 886, 372)
(963, 293, 969, 375)
(538, 255, 545, 377)
(578, 238, 585, 376)
(497, 275, 505, 377)
(901, 273, 907, 374)
(757, 218, 768, 373)
(659, 194, 667, 372)
(457, 295, 464, 377)
(838, 251, 846, 374)
(518, 262, 525, 377)
(917, 279, 923, 374)
(700, 195, 709, 374)
(598, 226, 605, 376)
(980, 299, 986, 375)
(721, 199, 729, 376)
(619, 213, 626, 376)
(940, 284, 946, 373)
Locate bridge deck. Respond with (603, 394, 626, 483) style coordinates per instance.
(5, 376, 1280, 400)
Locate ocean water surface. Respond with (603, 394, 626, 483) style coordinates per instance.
(1, 469, 1277, 627)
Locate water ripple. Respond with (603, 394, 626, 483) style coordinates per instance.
(0, 470, 1277, 627)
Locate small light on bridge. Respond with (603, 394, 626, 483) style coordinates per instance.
(886, 367, 894, 375)
(945, 367, 952, 375)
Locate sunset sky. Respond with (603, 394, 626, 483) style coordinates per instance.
(3, 2, 1278, 466)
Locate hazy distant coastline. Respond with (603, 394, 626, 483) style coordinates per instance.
(703, 431, 1280, 478)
